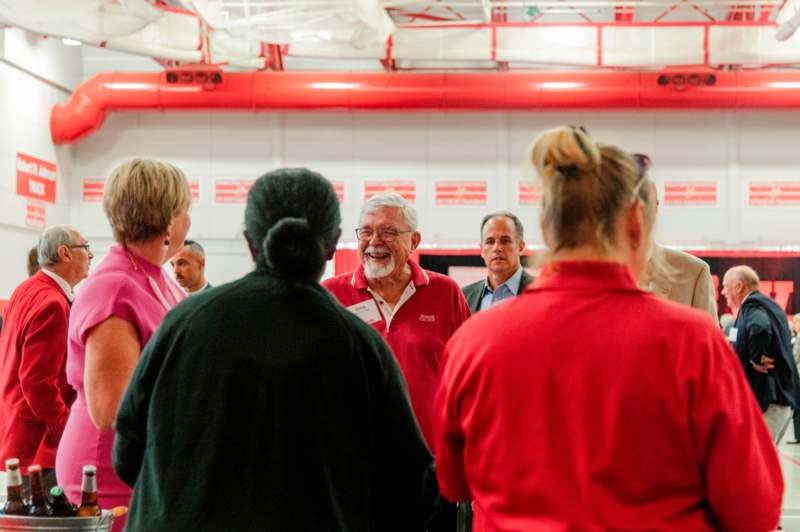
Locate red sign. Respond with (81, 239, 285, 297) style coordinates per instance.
(332, 181, 344, 203)
(363, 180, 416, 203)
(435, 181, 488, 206)
(518, 182, 543, 206)
(82, 178, 104, 203)
(662, 181, 717, 206)
(16, 153, 56, 204)
(190, 180, 200, 203)
(748, 182, 800, 206)
(214, 179, 253, 204)
(25, 201, 46, 229)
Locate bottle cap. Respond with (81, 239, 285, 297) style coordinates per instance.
(82, 465, 96, 475)
(28, 464, 42, 473)
(50, 486, 64, 497)
(5, 458, 19, 468)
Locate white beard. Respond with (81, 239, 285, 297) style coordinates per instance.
(363, 246, 396, 279)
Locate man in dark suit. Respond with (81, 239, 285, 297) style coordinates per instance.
(722, 265, 800, 444)
(462, 211, 533, 314)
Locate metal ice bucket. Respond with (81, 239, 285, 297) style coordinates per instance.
(0, 511, 115, 532)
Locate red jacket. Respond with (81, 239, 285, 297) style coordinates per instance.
(0, 271, 75, 471)
(434, 261, 782, 531)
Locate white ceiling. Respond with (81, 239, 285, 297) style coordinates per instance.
(4, 0, 800, 72)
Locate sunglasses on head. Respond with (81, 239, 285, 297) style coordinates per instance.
(632, 153, 651, 178)
(630, 153, 651, 203)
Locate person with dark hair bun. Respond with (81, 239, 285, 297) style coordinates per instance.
(433, 127, 782, 531)
(113, 168, 439, 531)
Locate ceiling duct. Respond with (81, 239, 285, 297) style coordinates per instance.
(51, 69, 800, 144)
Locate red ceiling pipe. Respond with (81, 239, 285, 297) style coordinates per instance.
(51, 70, 800, 145)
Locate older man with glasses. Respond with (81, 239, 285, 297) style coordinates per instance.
(0, 225, 92, 496)
(323, 192, 470, 531)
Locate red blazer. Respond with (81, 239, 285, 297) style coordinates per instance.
(0, 271, 75, 471)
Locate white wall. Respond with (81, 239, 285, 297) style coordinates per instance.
(67, 109, 800, 288)
(0, 29, 80, 298)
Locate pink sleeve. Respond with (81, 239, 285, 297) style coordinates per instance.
(687, 326, 783, 531)
(73, 273, 142, 346)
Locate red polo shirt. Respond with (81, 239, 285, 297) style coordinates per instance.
(323, 260, 470, 447)
(434, 261, 782, 531)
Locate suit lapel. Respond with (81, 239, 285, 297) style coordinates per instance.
(466, 284, 482, 314)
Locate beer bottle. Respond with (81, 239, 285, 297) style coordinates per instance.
(27, 464, 53, 516)
(2, 458, 28, 515)
(49, 486, 77, 517)
(76, 465, 101, 517)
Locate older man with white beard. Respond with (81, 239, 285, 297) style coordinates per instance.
(323, 193, 470, 451)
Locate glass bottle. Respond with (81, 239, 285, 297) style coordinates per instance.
(76, 465, 101, 517)
(27, 464, 53, 516)
(49, 486, 78, 517)
(2, 458, 28, 515)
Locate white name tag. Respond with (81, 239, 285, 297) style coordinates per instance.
(346, 299, 382, 325)
(728, 327, 738, 342)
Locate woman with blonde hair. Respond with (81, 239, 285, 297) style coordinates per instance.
(56, 159, 191, 530)
(433, 126, 782, 531)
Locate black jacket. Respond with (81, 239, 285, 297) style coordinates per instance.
(731, 291, 800, 411)
(113, 270, 439, 531)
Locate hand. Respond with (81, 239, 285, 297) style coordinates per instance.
(751, 356, 775, 374)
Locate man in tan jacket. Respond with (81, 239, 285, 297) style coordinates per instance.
(639, 182, 718, 322)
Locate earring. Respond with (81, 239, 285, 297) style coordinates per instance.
(163, 239, 170, 246)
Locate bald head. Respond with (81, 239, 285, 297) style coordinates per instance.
(722, 265, 760, 311)
(726, 265, 760, 290)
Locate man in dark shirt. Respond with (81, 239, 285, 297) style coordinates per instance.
(722, 265, 800, 443)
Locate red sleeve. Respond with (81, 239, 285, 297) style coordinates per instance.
(687, 327, 783, 531)
(432, 331, 472, 503)
(18, 297, 70, 443)
(452, 285, 470, 333)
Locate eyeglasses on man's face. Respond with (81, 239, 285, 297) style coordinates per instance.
(69, 243, 91, 252)
(355, 227, 413, 243)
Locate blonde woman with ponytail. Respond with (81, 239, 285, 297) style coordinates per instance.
(432, 126, 781, 531)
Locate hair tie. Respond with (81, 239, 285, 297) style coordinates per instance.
(557, 164, 581, 180)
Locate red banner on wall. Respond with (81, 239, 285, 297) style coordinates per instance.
(662, 181, 717, 206)
(748, 182, 800, 206)
(518, 182, 543, 206)
(332, 181, 344, 203)
(190, 180, 200, 203)
(16, 153, 56, 204)
(25, 201, 46, 229)
(434, 181, 488, 206)
(214, 179, 253, 204)
(363, 180, 416, 203)
(82, 178, 104, 203)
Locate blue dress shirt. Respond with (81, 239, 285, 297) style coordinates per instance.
(479, 266, 525, 311)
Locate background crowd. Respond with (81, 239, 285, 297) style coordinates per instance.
(0, 126, 796, 531)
